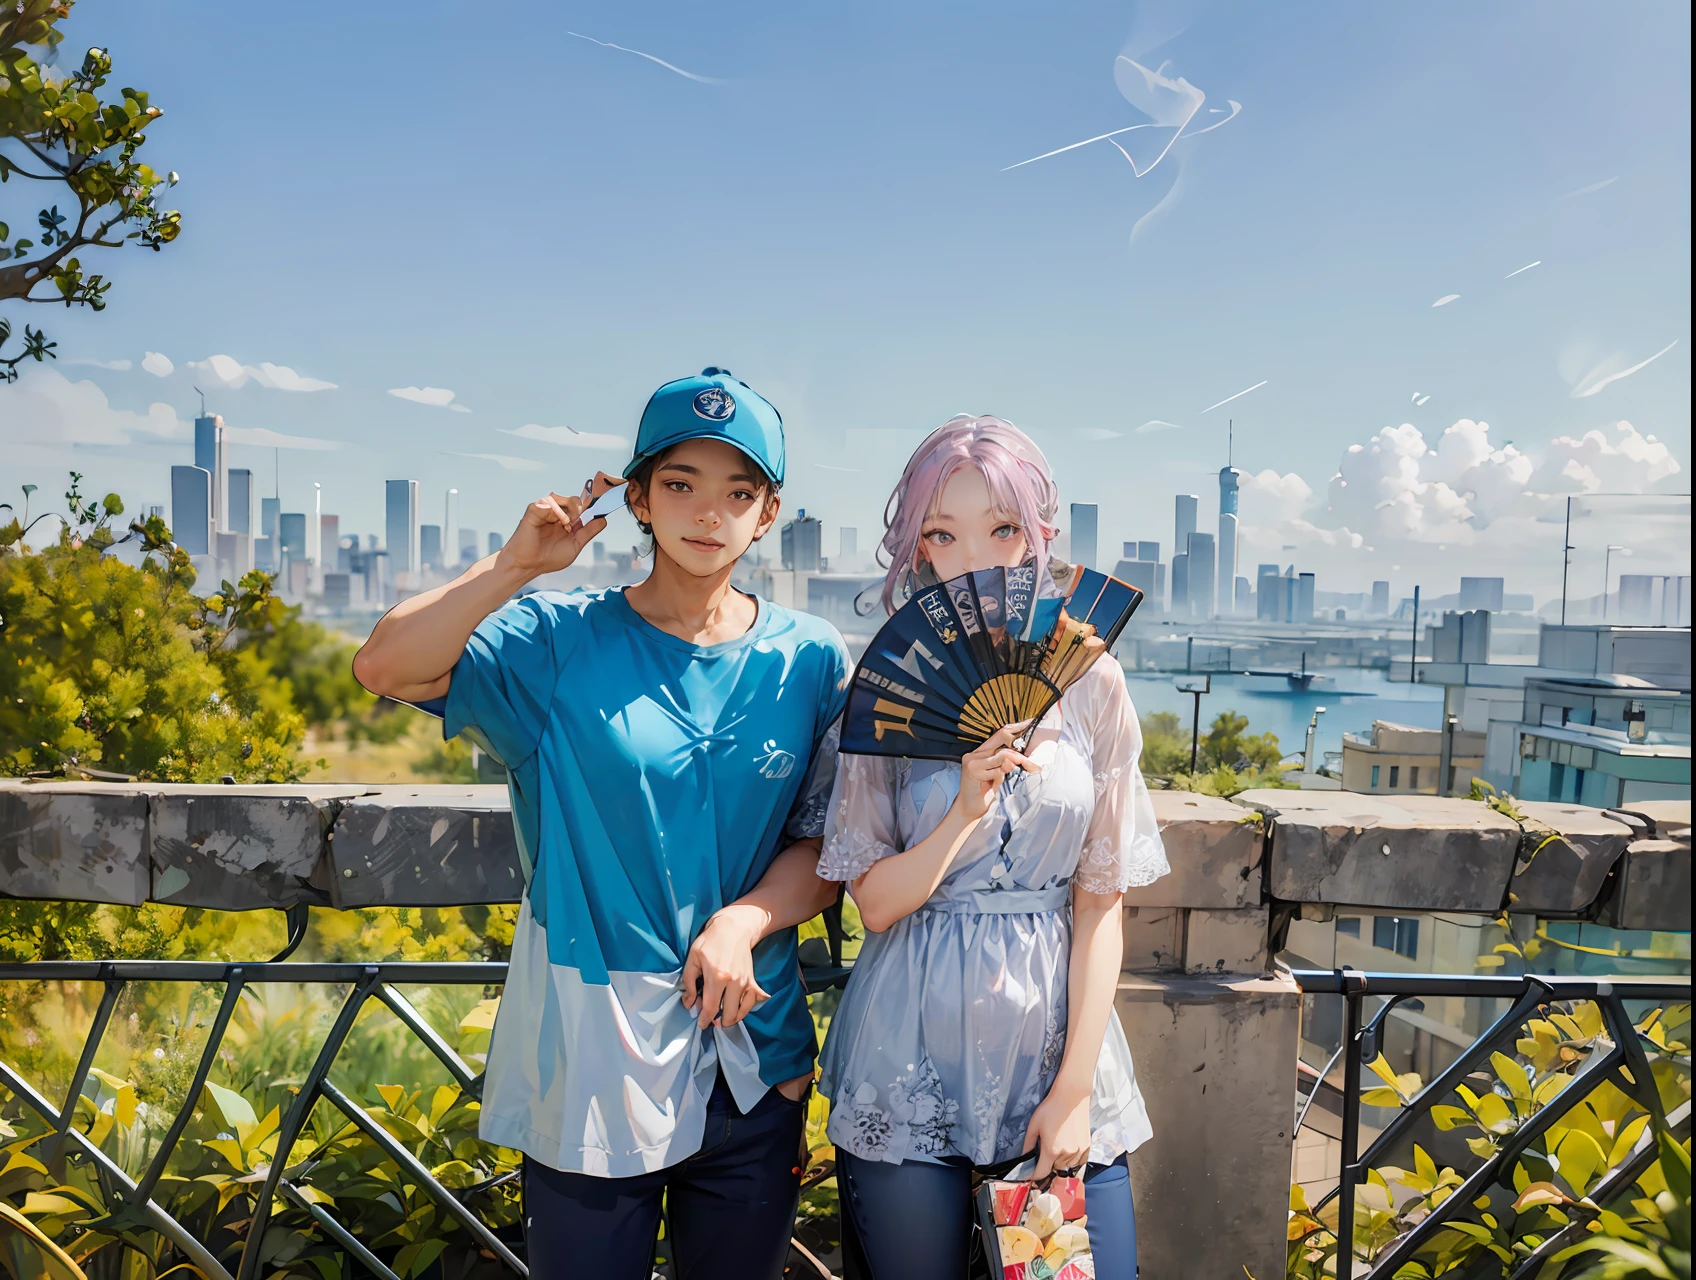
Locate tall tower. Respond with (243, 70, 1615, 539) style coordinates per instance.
(1070, 503, 1099, 570)
(1174, 495, 1198, 559)
(170, 465, 213, 556)
(193, 414, 227, 529)
(1218, 419, 1241, 617)
(385, 479, 421, 577)
(306, 482, 323, 572)
(444, 488, 459, 566)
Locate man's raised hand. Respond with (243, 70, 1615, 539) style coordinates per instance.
(497, 473, 625, 579)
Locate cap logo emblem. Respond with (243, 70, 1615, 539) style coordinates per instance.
(693, 387, 735, 421)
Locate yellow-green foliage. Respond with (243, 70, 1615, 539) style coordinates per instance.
(1286, 1000, 1692, 1279)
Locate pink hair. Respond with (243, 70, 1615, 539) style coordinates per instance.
(877, 415, 1062, 614)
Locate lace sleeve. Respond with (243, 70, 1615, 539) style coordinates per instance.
(817, 752, 900, 882)
(1074, 661, 1170, 895)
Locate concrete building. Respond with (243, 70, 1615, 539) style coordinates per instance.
(459, 528, 481, 565)
(1429, 610, 1491, 664)
(1618, 574, 1693, 627)
(1420, 623, 1692, 794)
(227, 469, 254, 536)
(1170, 552, 1190, 616)
(1256, 564, 1283, 622)
(1173, 495, 1197, 571)
(306, 483, 322, 579)
(278, 513, 306, 564)
(1341, 721, 1485, 796)
(1371, 580, 1391, 616)
(1235, 575, 1252, 616)
(1218, 466, 1240, 616)
(420, 524, 443, 573)
(1113, 550, 1163, 611)
(385, 480, 421, 578)
(781, 510, 822, 572)
(320, 515, 340, 572)
(1187, 532, 1216, 620)
(170, 465, 212, 556)
(193, 414, 227, 528)
(1294, 571, 1316, 623)
(1137, 540, 1160, 563)
(487, 531, 504, 556)
(1513, 678, 1690, 806)
(1071, 502, 1098, 571)
(1459, 577, 1504, 612)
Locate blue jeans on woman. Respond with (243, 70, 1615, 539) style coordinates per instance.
(840, 1151, 1137, 1280)
(522, 1071, 808, 1279)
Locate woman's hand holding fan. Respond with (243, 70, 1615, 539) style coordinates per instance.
(953, 721, 1039, 821)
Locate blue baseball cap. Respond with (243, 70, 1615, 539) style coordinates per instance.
(625, 367, 785, 486)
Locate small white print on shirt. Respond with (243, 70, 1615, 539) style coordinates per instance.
(754, 740, 797, 779)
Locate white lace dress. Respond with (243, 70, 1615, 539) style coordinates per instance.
(815, 657, 1169, 1167)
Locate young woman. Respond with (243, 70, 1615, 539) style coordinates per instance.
(353, 369, 848, 1280)
(816, 415, 1169, 1279)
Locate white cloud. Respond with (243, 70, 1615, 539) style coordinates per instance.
(1229, 417, 1684, 594)
(1431, 294, 1460, 307)
(465, 452, 547, 472)
(1077, 427, 1122, 441)
(142, 351, 174, 378)
(389, 385, 471, 412)
(188, 353, 336, 392)
(0, 368, 186, 448)
(503, 423, 628, 450)
(1135, 419, 1185, 434)
(1530, 421, 1683, 493)
(70, 358, 133, 371)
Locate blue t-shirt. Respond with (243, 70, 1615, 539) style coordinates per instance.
(444, 586, 848, 1176)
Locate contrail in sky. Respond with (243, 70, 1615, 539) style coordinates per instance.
(1571, 340, 1679, 398)
(1504, 261, 1542, 279)
(1200, 380, 1267, 414)
(1558, 176, 1617, 201)
(565, 31, 723, 83)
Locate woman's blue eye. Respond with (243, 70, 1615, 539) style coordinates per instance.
(994, 524, 1021, 539)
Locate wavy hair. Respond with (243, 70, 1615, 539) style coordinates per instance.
(876, 415, 1062, 614)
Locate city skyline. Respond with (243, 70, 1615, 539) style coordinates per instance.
(1, 0, 1689, 602)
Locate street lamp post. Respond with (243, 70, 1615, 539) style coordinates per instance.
(1176, 675, 1211, 775)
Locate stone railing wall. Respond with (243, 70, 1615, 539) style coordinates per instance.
(1, 780, 1689, 1279)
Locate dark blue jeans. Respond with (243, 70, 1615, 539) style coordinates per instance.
(840, 1151, 1137, 1280)
(523, 1073, 808, 1279)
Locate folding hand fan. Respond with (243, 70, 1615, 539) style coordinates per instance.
(840, 564, 1144, 760)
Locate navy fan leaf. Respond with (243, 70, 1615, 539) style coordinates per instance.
(841, 565, 1143, 761)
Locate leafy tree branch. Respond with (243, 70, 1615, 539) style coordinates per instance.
(0, 0, 182, 381)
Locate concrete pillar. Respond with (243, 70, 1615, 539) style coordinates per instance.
(1119, 971, 1301, 1279)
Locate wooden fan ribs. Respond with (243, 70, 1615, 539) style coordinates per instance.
(839, 565, 1143, 761)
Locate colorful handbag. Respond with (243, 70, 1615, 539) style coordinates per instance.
(972, 1155, 1094, 1280)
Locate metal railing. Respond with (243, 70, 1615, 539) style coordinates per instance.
(1290, 969, 1692, 1280)
(0, 902, 854, 1280)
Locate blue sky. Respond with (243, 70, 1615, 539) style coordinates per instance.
(3, 0, 1689, 599)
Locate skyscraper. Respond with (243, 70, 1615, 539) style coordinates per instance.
(1070, 503, 1098, 570)
(1170, 552, 1190, 615)
(1136, 541, 1160, 563)
(257, 495, 280, 573)
(227, 469, 254, 535)
(279, 513, 307, 561)
(444, 489, 459, 565)
(1187, 532, 1216, 618)
(320, 514, 340, 569)
(306, 482, 322, 571)
(194, 415, 227, 528)
(781, 511, 822, 571)
(1371, 581, 1390, 616)
(1218, 465, 1240, 617)
(170, 466, 212, 556)
(1257, 564, 1283, 621)
(1174, 495, 1198, 569)
(420, 524, 443, 571)
(385, 480, 421, 577)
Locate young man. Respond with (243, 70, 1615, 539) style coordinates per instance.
(353, 369, 847, 1278)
